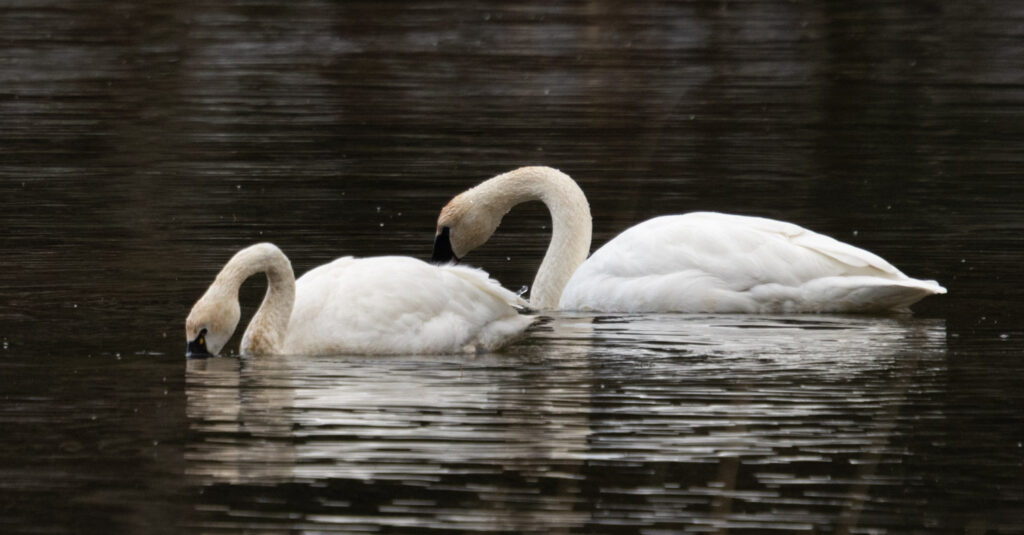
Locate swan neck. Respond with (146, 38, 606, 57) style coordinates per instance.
(478, 167, 591, 309)
(217, 244, 296, 355)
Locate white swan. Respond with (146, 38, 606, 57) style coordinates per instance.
(431, 166, 946, 313)
(185, 243, 533, 356)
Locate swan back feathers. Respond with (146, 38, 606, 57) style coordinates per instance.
(285, 255, 531, 354)
(559, 212, 946, 313)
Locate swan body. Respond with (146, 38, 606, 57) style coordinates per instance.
(186, 243, 533, 356)
(559, 212, 945, 313)
(433, 166, 946, 313)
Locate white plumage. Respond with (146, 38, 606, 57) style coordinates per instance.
(284, 256, 533, 354)
(559, 212, 946, 313)
(186, 243, 532, 357)
(434, 167, 946, 313)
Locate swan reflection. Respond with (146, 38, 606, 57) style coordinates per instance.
(185, 316, 595, 532)
(185, 314, 945, 532)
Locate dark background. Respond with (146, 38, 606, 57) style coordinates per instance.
(1, 1, 1022, 533)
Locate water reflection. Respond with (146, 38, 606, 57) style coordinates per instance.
(184, 314, 947, 532)
(185, 317, 594, 531)
(3, 0, 1021, 532)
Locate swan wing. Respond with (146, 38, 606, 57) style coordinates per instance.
(560, 212, 944, 313)
(284, 256, 532, 355)
(712, 212, 904, 275)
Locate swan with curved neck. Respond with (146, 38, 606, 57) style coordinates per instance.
(433, 166, 592, 309)
(432, 166, 946, 313)
(186, 243, 533, 356)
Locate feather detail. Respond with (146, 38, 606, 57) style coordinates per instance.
(559, 212, 945, 313)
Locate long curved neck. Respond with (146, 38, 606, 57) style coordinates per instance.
(474, 166, 592, 309)
(216, 243, 295, 355)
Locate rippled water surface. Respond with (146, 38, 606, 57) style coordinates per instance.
(2, 1, 1023, 533)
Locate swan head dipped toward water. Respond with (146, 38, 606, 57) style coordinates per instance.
(431, 166, 592, 309)
(185, 243, 295, 357)
(186, 292, 241, 357)
(432, 190, 505, 264)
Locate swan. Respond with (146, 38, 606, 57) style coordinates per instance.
(431, 166, 946, 313)
(185, 243, 533, 356)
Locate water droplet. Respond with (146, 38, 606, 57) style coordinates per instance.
(516, 285, 529, 297)
(852, 230, 858, 236)
(1000, 333, 1009, 340)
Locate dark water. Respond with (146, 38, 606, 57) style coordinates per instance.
(2, 1, 1023, 533)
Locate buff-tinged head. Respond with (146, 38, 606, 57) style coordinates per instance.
(185, 289, 241, 357)
(431, 189, 504, 264)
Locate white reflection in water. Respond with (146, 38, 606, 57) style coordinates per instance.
(185, 314, 946, 532)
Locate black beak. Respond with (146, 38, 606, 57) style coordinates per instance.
(186, 336, 213, 358)
(431, 227, 460, 264)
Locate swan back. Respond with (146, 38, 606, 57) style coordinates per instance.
(283, 256, 532, 355)
(559, 212, 946, 313)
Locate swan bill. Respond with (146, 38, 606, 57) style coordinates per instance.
(186, 329, 213, 358)
(431, 227, 460, 264)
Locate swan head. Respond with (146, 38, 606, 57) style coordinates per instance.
(432, 191, 503, 264)
(185, 291, 241, 358)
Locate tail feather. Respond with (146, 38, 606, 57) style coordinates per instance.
(803, 277, 946, 312)
(441, 264, 529, 308)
